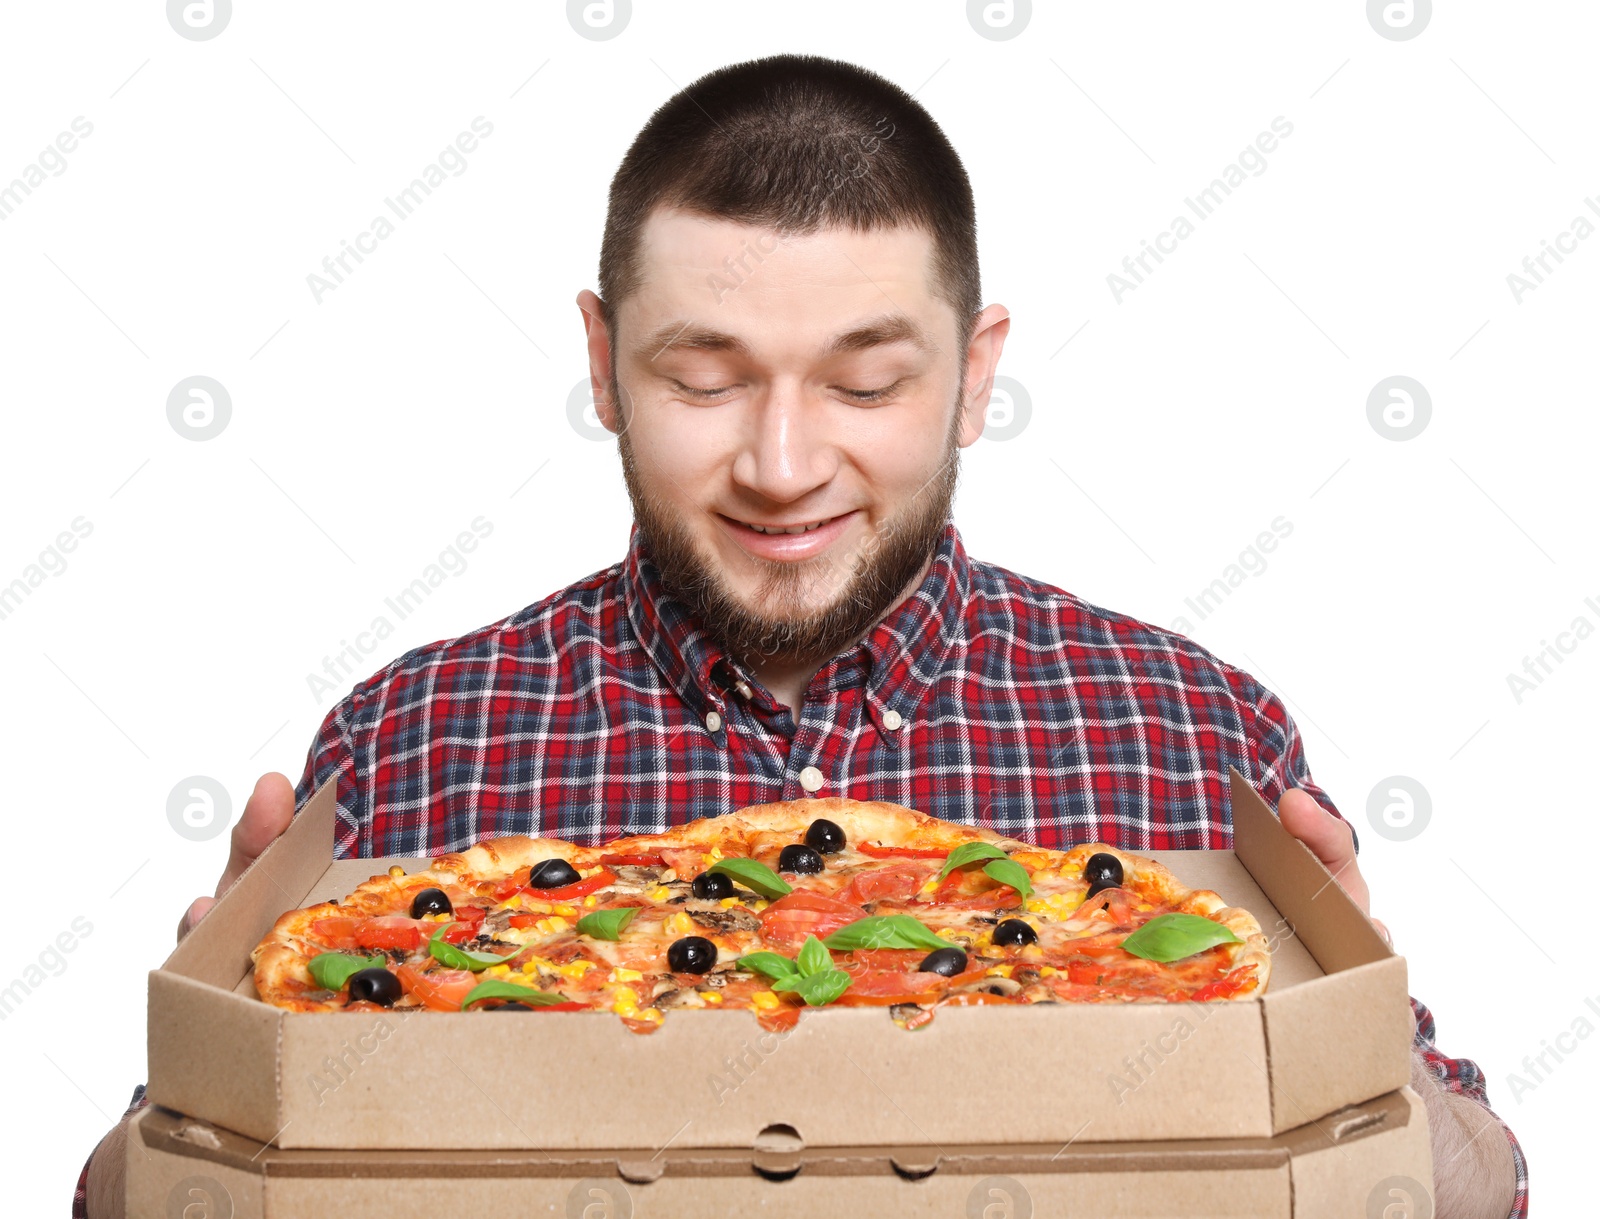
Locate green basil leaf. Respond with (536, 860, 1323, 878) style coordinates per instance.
(771, 968, 852, 1006)
(822, 914, 949, 952)
(428, 922, 516, 971)
(981, 858, 1033, 904)
(796, 934, 834, 977)
(937, 841, 1009, 879)
(706, 858, 793, 899)
(460, 979, 570, 1009)
(738, 952, 800, 981)
(308, 952, 387, 991)
(576, 906, 640, 941)
(1120, 913, 1242, 963)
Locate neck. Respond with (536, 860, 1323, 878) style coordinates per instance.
(746, 552, 935, 725)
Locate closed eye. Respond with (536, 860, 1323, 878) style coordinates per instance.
(841, 381, 902, 403)
(673, 381, 731, 399)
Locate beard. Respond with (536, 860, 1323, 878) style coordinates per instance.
(616, 390, 964, 673)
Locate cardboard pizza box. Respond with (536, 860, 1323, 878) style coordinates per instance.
(146, 769, 1413, 1151)
(124, 1087, 1434, 1219)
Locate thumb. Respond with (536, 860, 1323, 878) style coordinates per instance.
(216, 772, 296, 896)
(1277, 787, 1370, 915)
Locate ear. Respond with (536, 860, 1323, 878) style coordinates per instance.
(956, 304, 1012, 448)
(575, 289, 624, 433)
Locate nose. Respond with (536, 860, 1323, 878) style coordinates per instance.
(730, 382, 838, 504)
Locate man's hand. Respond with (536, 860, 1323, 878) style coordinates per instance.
(1277, 787, 1387, 942)
(176, 772, 295, 941)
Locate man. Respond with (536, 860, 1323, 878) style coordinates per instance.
(78, 53, 1525, 1217)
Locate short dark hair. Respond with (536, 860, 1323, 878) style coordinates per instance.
(597, 53, 981, 358)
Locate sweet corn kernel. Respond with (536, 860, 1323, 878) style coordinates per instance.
(486, 964, 511, 978)
(1136, 902, 1153, 912)
(557, 960, 594, 978)
(919, 879, 939, 894)
(610, 968, 643, 983)
(750, 990, 781, 1011)
(645, 885, 671, 902)
(582, 895, 599, 908)
(750, 900, 769, 913)
(703, 847, 725, 864)
(520, 959, 539, 974)
(545, 916, 570, 932)
(1025, 899, 1049, 915)
(638, 1007, 663, 1024)
(936, 927, 962, 940)
(718, 897, 739, 909)
(667, 912, 695, 935)
(985, 964, 1014, 978)
(580, 866, 602, 878)
(700, 991, 724, 1004)
(503, 894, 523, 910)
(611, 990, 639, 1014)
(554, 904, 577, 917)
(1057, 862, 1082, 879)
(1039, 966, 1058, 977)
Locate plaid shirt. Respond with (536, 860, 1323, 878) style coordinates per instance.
(77, 522, 1526, 1215)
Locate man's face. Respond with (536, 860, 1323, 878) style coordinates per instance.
(580, 208, 1005, 669)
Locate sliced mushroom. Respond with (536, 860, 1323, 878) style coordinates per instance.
(608, 864, 665, 888)
(687, 907, 761, 935)
(951, 976, 1023, 997)
(651, 984, 705, 1009)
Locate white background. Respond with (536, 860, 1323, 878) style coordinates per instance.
(2, 1, 1592, 1212)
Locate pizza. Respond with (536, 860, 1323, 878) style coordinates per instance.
(251, 797, 1269, 1033)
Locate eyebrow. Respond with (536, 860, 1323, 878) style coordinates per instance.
(635, 312, 935, 364)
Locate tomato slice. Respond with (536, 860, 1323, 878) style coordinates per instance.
(395, 964, 477, 1011)
(839, 861, 937, 904)
(658, 848, 706, 878)
(856, 842, 948, 859)
(600, 852, 665, 867)
(308, 917, 362, 950)
(354, 916, 427, 951)
(758, 890, 864, 951)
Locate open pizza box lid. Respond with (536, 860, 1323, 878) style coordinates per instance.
(146, 769, 1414, 1151)
(126, 1088, 1433, 1218)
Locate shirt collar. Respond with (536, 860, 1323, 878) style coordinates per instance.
(622, 521, 971, 741)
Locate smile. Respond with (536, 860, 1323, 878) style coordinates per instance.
(740, 516, 839, 535)
(717, 511, 858, 561)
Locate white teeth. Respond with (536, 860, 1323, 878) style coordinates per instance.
(747, 519, 829, 535)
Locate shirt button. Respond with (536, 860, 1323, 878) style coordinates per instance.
(798, 766, 825, 793)
(881, 709, 903, 731)
(705, 711, 723, 732)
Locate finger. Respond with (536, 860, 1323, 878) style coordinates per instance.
(1277, 787, 1371, 913)
(1372, 917, 1393, 948)
(178, 895, 216, 942)
(217, 772, 296, 896)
